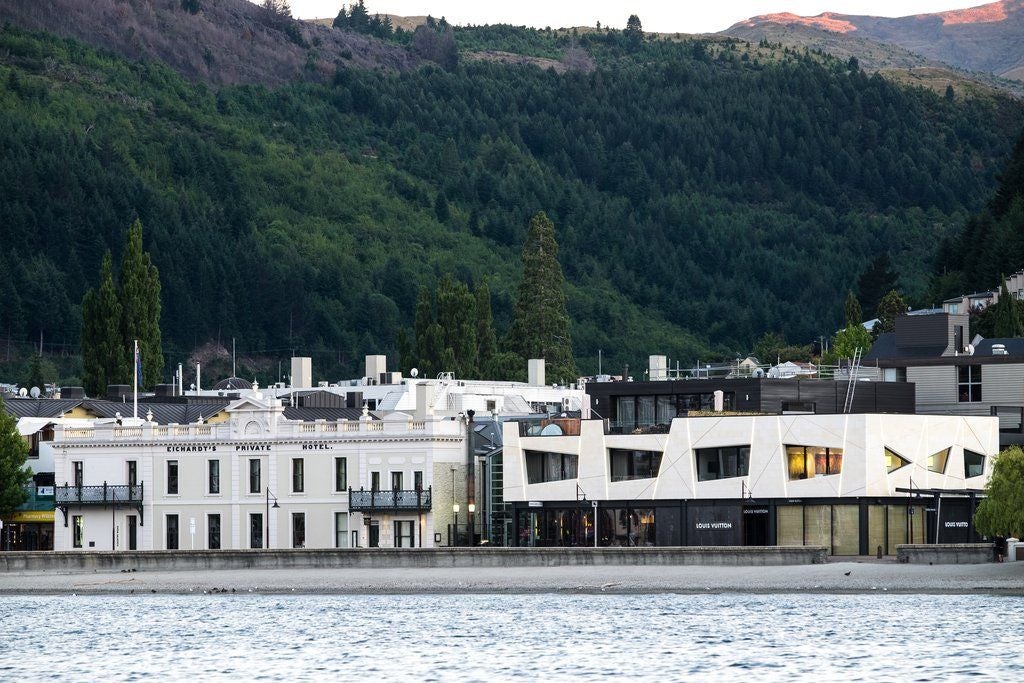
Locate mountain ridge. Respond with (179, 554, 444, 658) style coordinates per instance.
(726, 0, 1024, 82)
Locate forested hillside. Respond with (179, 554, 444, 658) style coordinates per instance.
(0, 22, 1022, 384)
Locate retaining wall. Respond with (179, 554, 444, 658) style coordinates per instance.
(897, 543, 994, 564)
(0, 546, 827, 573)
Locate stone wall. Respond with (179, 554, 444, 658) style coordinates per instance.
(897, 543, 994, 564)
(0, 546, 827, 573)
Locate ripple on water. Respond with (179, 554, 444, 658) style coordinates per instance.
(0, 593, 1022, 681)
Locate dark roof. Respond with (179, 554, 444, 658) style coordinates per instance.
(283, 407, 368, 421)
(86, 400, 231, 425)
(2, 398, 86, 419)
(973, 338, 1024, 356)
(863, 333, 947, 361)
(213, 377, 253, 390)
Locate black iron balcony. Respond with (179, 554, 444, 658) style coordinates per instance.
(55, 482, 145, 527)
(55, 483, 144, 505)
(349, 486, 431, 513)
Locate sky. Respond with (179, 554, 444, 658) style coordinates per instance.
(285, 0, 992, 33)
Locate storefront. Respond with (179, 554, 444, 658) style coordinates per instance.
(1, 510, 55, 551)
(512, 497, 962, 555)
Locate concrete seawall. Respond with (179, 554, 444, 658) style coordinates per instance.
(0, 546, 827, 573)
(897, 543, 994, 564)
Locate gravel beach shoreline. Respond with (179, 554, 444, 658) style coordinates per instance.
(1, 561, 1022, 596)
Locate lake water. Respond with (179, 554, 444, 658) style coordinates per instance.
(2, 593, 1021, 681)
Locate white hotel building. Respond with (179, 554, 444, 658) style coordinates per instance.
(48, 357, 588, 552)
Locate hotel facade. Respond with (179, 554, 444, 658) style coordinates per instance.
(502, 413, 998, 554)
(50, 394, 468, 551)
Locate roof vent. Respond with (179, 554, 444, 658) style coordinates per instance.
(992, 343, 1008, 356)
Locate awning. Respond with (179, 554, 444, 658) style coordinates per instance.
(6, 510, 55, 523)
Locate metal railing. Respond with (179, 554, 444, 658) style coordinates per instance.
(348, 487, 431, 512)
(55, 483, 144, 505)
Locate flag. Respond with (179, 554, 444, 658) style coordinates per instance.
(135, 344, 143, 388)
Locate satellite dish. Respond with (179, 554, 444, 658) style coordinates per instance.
(965, 343, 975, 356)
(410, 367, 419, 378)
(18, 387, 27, 397)
(752, 368, 765, 378)
(30, 386, 41, 398)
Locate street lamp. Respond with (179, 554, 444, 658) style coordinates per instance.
(468, 502, 476, 546)
(452, 503, 460, 547)
(266, 488, 280, 549)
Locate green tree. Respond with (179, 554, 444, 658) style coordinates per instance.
(475, 281, 497, 374)
(992, 282, 1022, 337)
(436, 274, 476, 378)
(833, 324, 872, 360)
(119, 220, 163, 390)
(857, 253, 899, 319)
(505, 212, 577, 383)
(875, 289, 907, 335)
(81, 252, 127, 397)
(624, 15, 643, 46)
(844, 290, 863, 327)
(22, 353, 56, 391)
(0, 397, 31, 516)
(974, 446, 1024, 538)
(412, 286, 436, 377)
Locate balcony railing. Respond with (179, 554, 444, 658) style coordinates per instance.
(349, 487, 431, 513)
(55, 483, 144, 505)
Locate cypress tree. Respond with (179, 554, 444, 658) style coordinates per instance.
(81, 252, 127, 397)
(843, 290, 862, 327)
(875, 289, 907, 336)
(505, 211, 577, 383)
(0, 397, 31, 516)
(475, 281, 497, 376)
(119, 220, 163, 390)
(436, 274, 476, 378)
(413, 286, 435, 377)
(993, 282, 1022, 337)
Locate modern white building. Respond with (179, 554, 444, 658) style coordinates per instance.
(502, 413, 998, 554)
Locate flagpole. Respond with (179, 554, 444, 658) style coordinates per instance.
(133, 339, 139, 419)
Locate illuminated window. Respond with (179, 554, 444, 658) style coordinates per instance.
(884, 447, 909, 473)
(927, 448, 950, 474)
(786, 445, 843, 479)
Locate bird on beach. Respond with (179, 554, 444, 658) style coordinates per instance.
(844, 571, 852, 576)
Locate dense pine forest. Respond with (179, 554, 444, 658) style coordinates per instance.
(0, 19, 1022, 385)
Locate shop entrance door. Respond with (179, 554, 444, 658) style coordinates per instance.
(368, 521, 380, 548)
(743, 507, 769, 545)
(127, 515, 138, 550)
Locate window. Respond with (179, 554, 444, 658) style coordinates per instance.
(391, 471, 403, 490)
(335, 458, 347, 491)
(394, 520, 415, 547)
(610, 449, 663, 482)
(208, 514, 221, 550)
(127, 461, 137, 487)
(486, 400, 497, 412)
(250, 513, 263, 549)
(525, 450, 578, 484)
(249, 458, 261, 494)
(167, 460, 178, 495)
(73, 461, 83, 488)
(964, 449, 986, 478)
(695, 446, 750, 481)
(616, 397, 636, 428)
(927, 448, 950, 474)
(292, 513, 305, 548)
(957, 365, 981, 402)
(335, 512, 349, 548)
(166, 514, 179, 550)
(884, 447, 910, 473)
(371, 471, 380, 491)
(72, 515, 83, 548)
(208, 460, 220, 494)
(292, 458, 304, 493)
(786, 446, 843, 480)
(414, 471, 424, 491)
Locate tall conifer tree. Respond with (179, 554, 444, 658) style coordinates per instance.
(475, 281, 497, 375)
(505, 212, 577, 382)
(119, 220, 163, 390)
(0, 397, 31, 516)
(81, 252, 127, 397)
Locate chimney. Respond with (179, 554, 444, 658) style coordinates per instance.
(528, 359, 545, 387)
(290, 357, 312, 389)
(649, 355, 667, 381)
(365, 355, 387, 384)
(415, 382, 435, 419)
